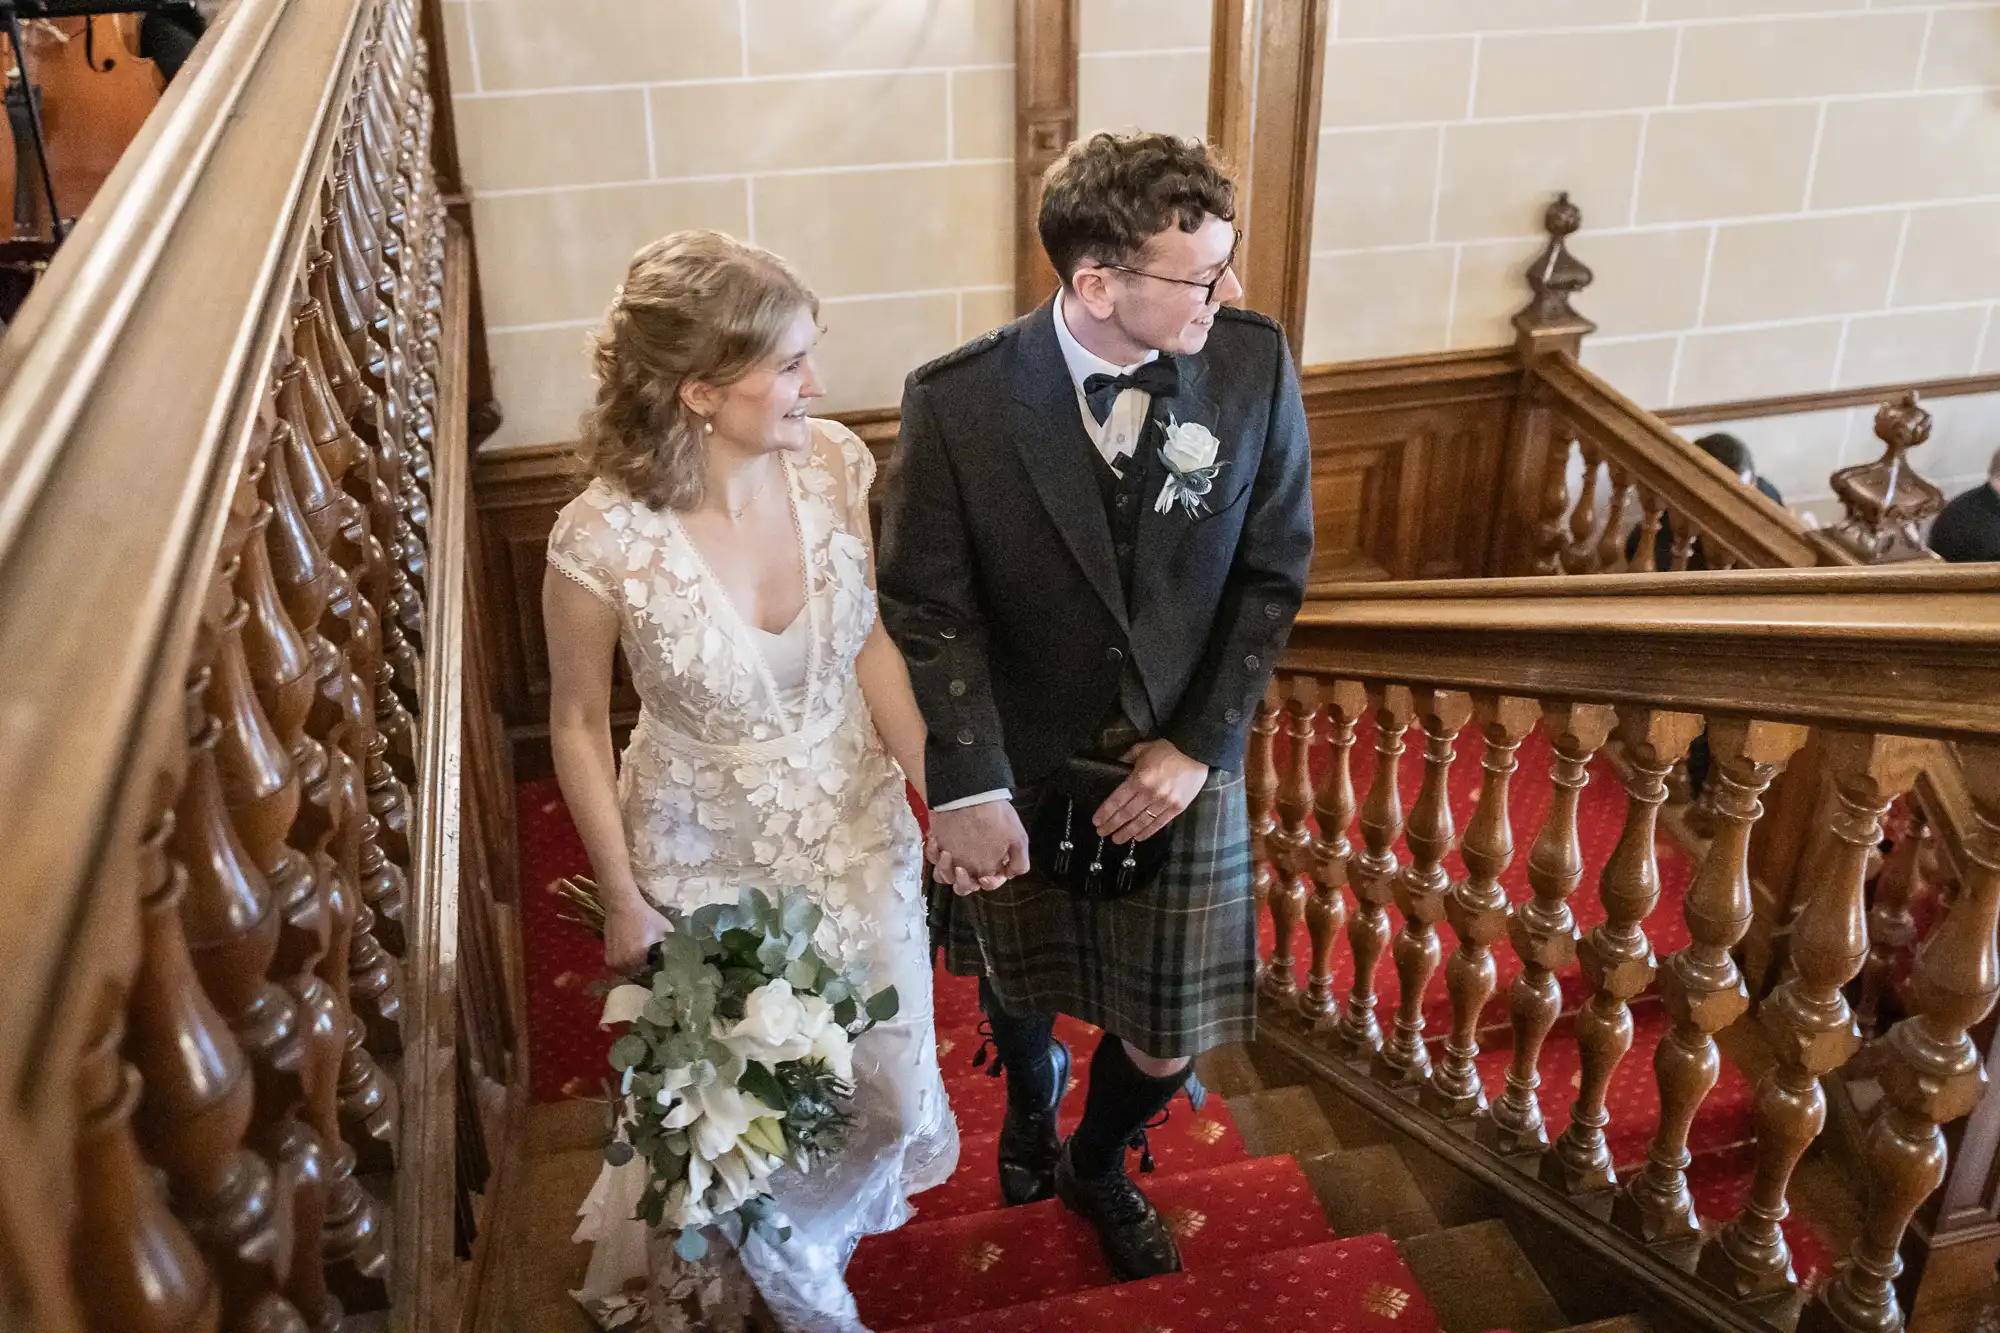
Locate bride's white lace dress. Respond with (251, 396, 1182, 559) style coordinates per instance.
(547, 420, 958, 1332)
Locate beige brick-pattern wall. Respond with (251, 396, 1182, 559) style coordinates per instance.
(1302, 0, 2000, 425)
(440, 0, 1015, 449)
(1079, 0, 1211, 142)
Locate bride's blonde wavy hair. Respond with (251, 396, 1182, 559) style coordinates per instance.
(577, 230, 819, 511)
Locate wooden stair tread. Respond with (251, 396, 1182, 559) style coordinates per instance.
(1225, 1084, 1344, 1157)
(1300, 1143, 1443, 1240)
(1398, 1219, 1570, 1333)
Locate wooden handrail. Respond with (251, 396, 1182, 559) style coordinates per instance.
(1529, 352, 1837, 571)
(0, 0, 366, 1106)
(1286, 566, 2000, 742)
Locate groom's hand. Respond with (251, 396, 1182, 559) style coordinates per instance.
(927, 802, 1029, 895)
(1098, 740, 1210, 845)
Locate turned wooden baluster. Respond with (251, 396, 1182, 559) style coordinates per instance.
(1248, 688, 1289, 998)
(1593, 462, 1636, 574)
(1699, 732, 1926, 1306)
(1377, 690, 1473, 1089)
(1667, 508, 1699, 572)
(281, 355, 416, 878)
(263, 417, 405, 1051)
(1529, 421, 1573, 577)
(72, 978, 220, 1333)
(1857, 807, 1927, 1037)
(1545, 708, 1700, 1194)
(173, 670, 337, 1332)
(243, 468, 398, 1178)
(297, 298, 419, 778)
(1304, 679, 1368, 1022)
(276, 370, 412, 952)
(1485, 703, 1617, 1154)
(130, 798, 304, 1333)
(1265, 681, 1318, 1005)
(1803, 744, 2000, 1333)
(1337, 686, 1415, 1059)
(1615, 720, 1808, 1253)
(1627, 487, 1667, 575)
(211, 564, 388, 1306)
(1427, 695, 1539, 1118)
(1561, 440, 1602, 575)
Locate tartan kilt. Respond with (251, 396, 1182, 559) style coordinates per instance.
(933, 767, 1255, 1059)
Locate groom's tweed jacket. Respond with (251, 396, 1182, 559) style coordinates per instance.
(878, 299, 1313, 809)
(877, 299, 1312, 1056)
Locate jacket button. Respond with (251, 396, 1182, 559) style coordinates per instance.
(1106, 646, 1124, 663)
(1224, 708, 1242, 725)
(939, 627, 957, 640)
(949, 680, 967, 697)
(957, 728, 975, 746)
(1263, 603, 1281, 620)
(1244, 654, 1260, 670)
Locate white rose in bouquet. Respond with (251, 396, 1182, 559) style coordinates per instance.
(721, 979, 815, 1067)
(809, 1018, 854, 1084)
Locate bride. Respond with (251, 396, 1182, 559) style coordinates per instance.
(543, 230, 957, 1331)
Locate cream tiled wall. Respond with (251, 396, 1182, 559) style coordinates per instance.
(1079, 0, 1211, 142)
(1302, 0, 2000, 431)
(442, 0, 1015, 449)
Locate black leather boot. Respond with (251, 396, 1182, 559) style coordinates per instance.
(1055, 1136, 1183, 1281)
(997, 1038, 1070, 1205)
(979, 980, 1071, 1206)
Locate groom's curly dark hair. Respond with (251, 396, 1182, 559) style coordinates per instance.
(1038, 132, 1236, 287)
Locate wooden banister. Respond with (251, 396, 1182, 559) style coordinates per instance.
(1252, 567, 2000, 1332)
(0, 2, 516, 1329)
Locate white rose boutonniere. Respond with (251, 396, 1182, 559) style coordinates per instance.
(1156, 416, 1226, 518)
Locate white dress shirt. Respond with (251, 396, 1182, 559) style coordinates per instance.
(931, 291, 1156, 813)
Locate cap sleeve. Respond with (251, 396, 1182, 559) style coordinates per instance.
(815, 418, 877, 536)
(546, 483, 623, 609)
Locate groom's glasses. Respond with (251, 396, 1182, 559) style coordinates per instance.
(1098, 229, 1242, 303)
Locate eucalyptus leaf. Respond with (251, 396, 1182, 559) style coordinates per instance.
(864, 986, 901, 1023)
(608, 1033, 649, 1071)
(780, 894, 818, 937)
(832, 997, 859, 1029)
(785, 956, 819, 990)
(603, 1140, 634, 1167)
(784, 930, 810, 961)
(757, 935, 790, 973)
(674, 1227, 709, 1263)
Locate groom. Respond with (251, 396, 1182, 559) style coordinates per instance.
(878, 132, 1313, 1280)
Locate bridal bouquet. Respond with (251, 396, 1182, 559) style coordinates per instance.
(557, 879, 899, 1261)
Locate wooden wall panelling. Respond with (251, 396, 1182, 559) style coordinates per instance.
(1297, 351, 1521, 587)
(1014, 0, 1077, 315)
(1208, 0, 1331, 352)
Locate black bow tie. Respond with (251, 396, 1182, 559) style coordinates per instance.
(1082, 359, 1179, 425)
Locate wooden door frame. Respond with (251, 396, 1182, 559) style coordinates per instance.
(1012, 0, 1329, 349)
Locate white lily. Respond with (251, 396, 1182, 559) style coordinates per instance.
(600, 983, 652, 1027)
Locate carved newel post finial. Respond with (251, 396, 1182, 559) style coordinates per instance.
(1828, 392, 1946, 564)
(1515, 192, 1597, 352)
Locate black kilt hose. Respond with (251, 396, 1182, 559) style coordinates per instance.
(937, 768, 1256, 1058)
(879, 299, 1314, 1065)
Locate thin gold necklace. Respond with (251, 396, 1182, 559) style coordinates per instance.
(722, 457, 777, 520)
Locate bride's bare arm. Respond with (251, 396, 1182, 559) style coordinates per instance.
(856, 619, 928, 803)
(544, 569, 665, 969)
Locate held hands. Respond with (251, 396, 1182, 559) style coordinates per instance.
(603, 892, 670, 973)
(1096, 739, 1209, 844)
(926, 800, 1029, 897)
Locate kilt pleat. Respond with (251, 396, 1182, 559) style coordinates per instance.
(934, 768, 1255, 1058)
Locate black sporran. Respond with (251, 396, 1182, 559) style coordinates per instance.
(1027, 757, 1175, 900)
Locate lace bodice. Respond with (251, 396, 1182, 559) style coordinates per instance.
(548, 420, 878, 747)
(546, 419, 921, 976)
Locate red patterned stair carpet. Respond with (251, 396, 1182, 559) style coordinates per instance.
(514, 719, 1833, 1323)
